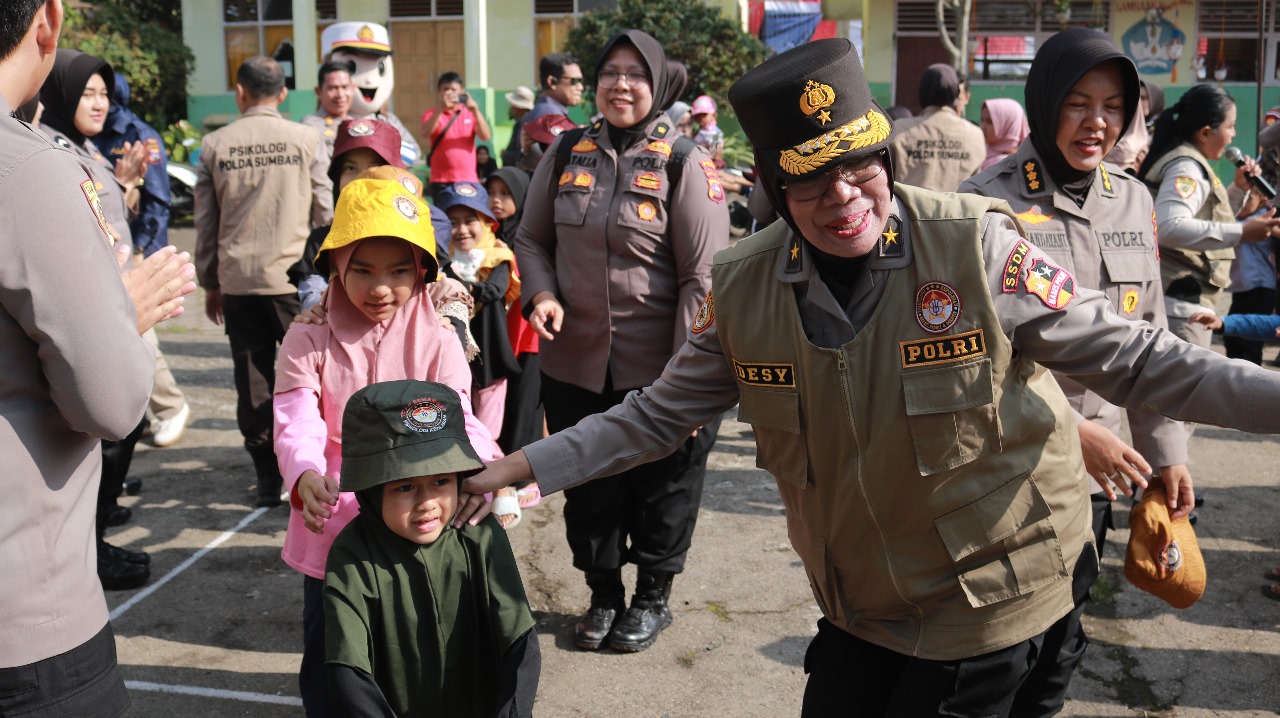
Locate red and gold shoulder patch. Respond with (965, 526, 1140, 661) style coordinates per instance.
(80, 179, 114, 245)
(915, 281, 961, 333)
(572, 138, 598, 153)
(1014, 206, 1052, 225)
(692, 291, 714, 334)
(1174, 176, 1198, 199)
(634, 172, 662, 191)
(1003, 240, 1031, 293)
(1024, 256, 1075, 310)
(698, 158, 725, 204)
(646, 140, 673, 158)
(1123, 289, 1139, 315)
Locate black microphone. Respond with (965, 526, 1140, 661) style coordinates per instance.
(1225, 147, 1277, 199)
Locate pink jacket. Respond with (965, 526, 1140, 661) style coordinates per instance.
(273, 322, 498, 579)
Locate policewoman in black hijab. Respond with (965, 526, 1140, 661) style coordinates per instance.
(961, 28, 1193, 716)
(512, 29, 729, 653)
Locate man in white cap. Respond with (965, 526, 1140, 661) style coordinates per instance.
(321, 21, 420, 167)
(501, 85, 534, 167)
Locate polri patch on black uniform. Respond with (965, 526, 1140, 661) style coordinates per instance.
(899, 329, 987, 368)
(878, 216, 903, 258)
(732, 360, 795, 388)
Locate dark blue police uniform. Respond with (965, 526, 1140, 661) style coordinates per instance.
(92, 73, 171, 257)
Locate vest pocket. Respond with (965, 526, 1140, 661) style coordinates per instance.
(934, 472, 1067, 608)
(901, 359, 1001, 475)
(1100, 248, 1159, 284)
(616, 176, 668, 234)
(553, 181, 592, 227)
(737, 388, 809, 488)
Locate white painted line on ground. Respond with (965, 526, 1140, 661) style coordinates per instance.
(125, 680, 303, 706)
(110, 506, 270, 621)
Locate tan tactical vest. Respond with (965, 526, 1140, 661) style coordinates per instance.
(1144, 143, 1236, 295)
(712, 185, 1091, 660)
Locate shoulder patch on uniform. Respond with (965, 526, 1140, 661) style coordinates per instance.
(1174, 176, 1198, 199)
(653, 122, 671, 138)
(572, 138, 597, 153)
(80, 179, 114, 245)
(698, 158, 725, 204)
(879, 216, 903, 258)
(900, 329, 987, 368)
(1003, 240, 1031, 293)
(1123, 289, 1139, 314)
(1099, 163, 1113, 193)
(1022, 158, 1044, 193)
(646, 140, 673, 158)
(732, 359, 795, 387)
(1024, 256, 1075, 310)
(915, 281, 961, 333)
(692, 291, 714, 334)
(785, 234, 803, 273)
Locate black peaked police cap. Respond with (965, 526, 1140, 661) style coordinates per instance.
(340, 380, 485, 494)
(729, 38, 894, 182)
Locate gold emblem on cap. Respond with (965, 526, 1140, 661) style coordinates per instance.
(799, 81, 836, 125)
(778, 109, 890, 176)
(358, 25, 375, 40)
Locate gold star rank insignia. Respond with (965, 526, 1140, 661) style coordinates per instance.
(786, 237, 802, 273)
(878, 217, 904, 258)
(882, 227, 898, 245)
(790, 244, 800, 260)
(817, 109, 831, 125)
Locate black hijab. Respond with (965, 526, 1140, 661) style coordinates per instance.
(1025, 28, 1139, 187)
(596, 30, 688, 146)
(485, 166, 530, 242)
(918, 64, 961, 108)
(40, 49, 114, 145)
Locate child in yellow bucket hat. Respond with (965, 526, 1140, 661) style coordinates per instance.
(272, 176, 509, 716)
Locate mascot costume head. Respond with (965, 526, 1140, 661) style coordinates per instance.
(321, 22, 394, 118)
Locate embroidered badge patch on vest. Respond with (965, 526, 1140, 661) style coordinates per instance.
(646, 140, 673, 158)
(559, 171, 573, 186)
(699, 158, 725, 204)
(732, 360, 795, 387)
(1015, 206, 1053, 225)
(80, 179, 114, 245)
(899, 329, 987, 368)
(692, 291, 714, 334)
(573, 172, 593, 188)
(634, 172, 662, 191)
(572, 138, 598, 153)
(1003, 240, 1031, 293)
(1123, 289, 1139, 314)
(915, 281, 961, 333)
(637, 200, 657, 221)
(1024, 256, 1075, 310)
(1174, 176, 1198, 199)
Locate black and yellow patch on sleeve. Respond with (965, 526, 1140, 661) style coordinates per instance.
(732, 360, 795, 387)
(899, 329, 987, 368)
(785, 235, 803, 273)
(691, 291, 714, 334)
(1002, 240, 1031, 293)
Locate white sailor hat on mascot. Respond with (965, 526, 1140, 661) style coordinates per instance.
(322, 22, 394, 117)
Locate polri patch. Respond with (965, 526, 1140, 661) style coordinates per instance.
(80, 179, 114, 245)
(691, 291, 714, 334)
(698, 158, 725, 204)
(1003, 240, 1031, 293)
(915, 281, 961, 333)
(572, 138, 598, 153)
(1025, 256, 1075, 310)
(634, 172, 662, 191)
(1174, 176, 1197, 199)
(899, 329, 987, 368)
(732, 360, 795, 388)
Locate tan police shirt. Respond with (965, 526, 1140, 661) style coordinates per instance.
(889, 105, 986, 191)
(194, 105, 332, 295)
(514, 115, 730, 393)
(960, 142, 1187, 471)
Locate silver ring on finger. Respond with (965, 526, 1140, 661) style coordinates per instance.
(1105, 470, 1120, 481)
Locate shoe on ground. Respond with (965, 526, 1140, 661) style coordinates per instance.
(124, 478, 142, 496)
(98, 548, 150, 590)
(608, 601, 673, 652)
(575, 598, 625, 651)
(151, 403, 190, 447)
(101, 542, 150, 566)
(104, 505, 132, 527)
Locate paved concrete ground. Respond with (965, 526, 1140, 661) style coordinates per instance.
(105, 228, 1279, 716)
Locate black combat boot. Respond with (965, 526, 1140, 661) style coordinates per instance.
(608, 569, 674, 652)
(575, 569, 625, 650)
(250, 448, 284, 508)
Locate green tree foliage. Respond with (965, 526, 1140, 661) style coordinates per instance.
(62, 0, 194, 128)
(563, 0, 768, 123)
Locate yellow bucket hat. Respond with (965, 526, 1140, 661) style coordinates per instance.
(315, 177, 437, 279)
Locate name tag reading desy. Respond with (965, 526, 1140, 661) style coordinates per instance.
(732, 360, 796, 388)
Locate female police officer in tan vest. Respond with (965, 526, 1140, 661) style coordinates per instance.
(466, 39, 1280, 716)
(960, 29, 1190, 716)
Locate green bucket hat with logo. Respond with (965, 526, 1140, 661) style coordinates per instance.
(340, 380, 485, 493)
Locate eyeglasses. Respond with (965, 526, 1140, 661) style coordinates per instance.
(597, 71, 650, 88)
(782, 157, 885, 202)
(559, 76, 585, 87)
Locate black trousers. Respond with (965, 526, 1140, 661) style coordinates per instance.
(498, 353, 544, 455)
(541, 373, 721, 574)
(1225, 287, 1276, 365)
(300, 575, 340, 718)
(0, 623, 130, 717)
(98, 418, 147, 536)
(801, 618, 1043, 717)
(223, 294, 298, 483)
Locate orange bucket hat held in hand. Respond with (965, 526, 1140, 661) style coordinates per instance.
(1124, 479, 1206, 609)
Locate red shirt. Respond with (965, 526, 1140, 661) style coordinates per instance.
(420, 105, 478, 183)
